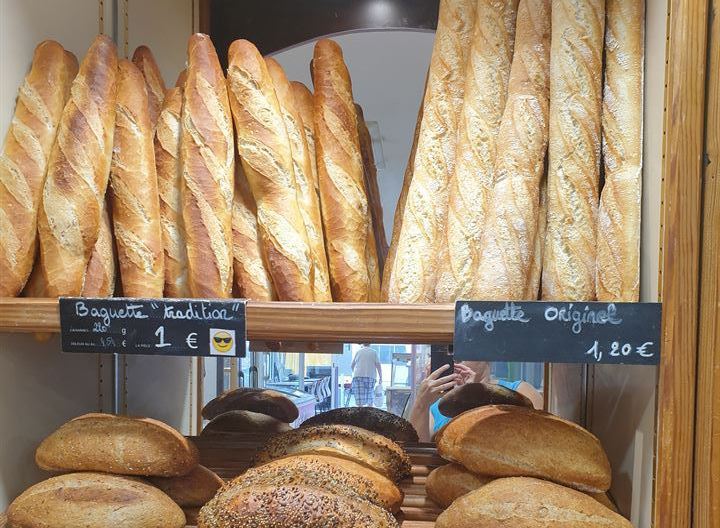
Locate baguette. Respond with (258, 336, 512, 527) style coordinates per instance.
(37, 34, 118, 296)
(356, 103, 384, 294)
(109, 59, 164, 297)
(148, 465, 223, 507)
(385, 0, 476, 303)
(525, 177, 547, 299)
(435, 477, 631, 527)
(155, 86, 190, 297)
(596, 0, 645, 302)
(0, 41, 78, 296)
(80, 202, 116, 296)
(471, 0, 551, 300)
(436, 405, 611, 492)
(226, 39, 313, 301)
(35, 413, 199, 477)
(426, 463, 492, 508)
(7, 472, 185, 528)
(542, 0, 605, 301)
(266, 58, 331, 301)
(436, 0, 519, 302)
(181, 34, 235, 298)
(231, 163, 276, 300)
(312, 39, 374, 301)
(290, 81, 320, 194)
(132, 45, 166, 129)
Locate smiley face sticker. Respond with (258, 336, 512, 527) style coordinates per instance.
(210, 328, 236, 356)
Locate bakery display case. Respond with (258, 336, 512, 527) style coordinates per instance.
(0, 1, 717, 527)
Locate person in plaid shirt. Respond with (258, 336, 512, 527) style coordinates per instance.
(351, 343, 382, 407)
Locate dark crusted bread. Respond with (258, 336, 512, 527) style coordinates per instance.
(253, 424, 412, 482)
(227, 454, 402, 512)
(198, 484, 400, 528)
(201, 410, 292, 436)
(300, 407, 419, 442)
(202, 388, 298, 423)
(438, 382, 533, 417)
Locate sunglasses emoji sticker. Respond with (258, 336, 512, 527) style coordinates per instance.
(210, 329, 236, 356)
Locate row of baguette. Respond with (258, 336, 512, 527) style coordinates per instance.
(384, 0, 644, 304)
(0, 33, 385, 301)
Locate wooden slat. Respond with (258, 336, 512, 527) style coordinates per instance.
(655, 0, 710, 525)
(693, 0, 720, 525)
(0, 299, 455, 343)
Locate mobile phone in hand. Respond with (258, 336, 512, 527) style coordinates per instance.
(430, 344, 455, 378)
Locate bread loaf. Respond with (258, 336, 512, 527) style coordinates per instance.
(198, 484, 400, 528)
(426, 463, 492, 508)
(175, 69, 188, 88)
(226, 39, 313, 301)
(227, 454, 403, 512)
(254, 424, 412, 482)
(183, 507, 200, 525)
(312, 39, 375, 301)
(7, 472, 185, 528)
(200, 410, 292, 435)
(596, 0, 644, 302)
(148, 465, 223, 507)
(525, 178, 547, 299)
(290, 81, 319, 194)
(37, 34, 118, 296)
(542, 0, 605, 300)
(471, 0, 551, 300)
(436, 405, 611, 492)
(435, 477, 631, 527)
(266, 57, 331, 301)
(0, 41, 77, 296)
(155, 86, 190, 297)
(436, 0, 519, 302)
(438, 382, 533, 417)
(202, 388, 299, 422)
(300, 406, 419, 442)
(80, 202, 116, 296)
(231, 163, 276, 300)
(181, 33, 234, 298)
(36, 413, 199, 477)
(109, 59, 164, 297)
(132, 45, 166, 129)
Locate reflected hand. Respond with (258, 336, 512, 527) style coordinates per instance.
(415, 364, 458, 407)
(453, 363, 476, 385)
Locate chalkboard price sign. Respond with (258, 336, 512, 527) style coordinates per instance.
(454, 301, 661, 365)
(59, 298, 247, 357)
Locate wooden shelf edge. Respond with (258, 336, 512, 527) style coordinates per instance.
(0, 298, 455, 344)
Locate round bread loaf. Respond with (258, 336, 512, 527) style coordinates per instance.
(148, 465, 223, 507)
(7, 472, 185, 528)
(198, 484, 400, 527)
(426, 463, 492, 508)
(438, 382, 533, 417)
(202, 388, 298, 422)
(436, 405, 611, 492)
(201, 410, 292, 436)
(230, 454, 402, 512)
(300, 406, 419, 442)
(435, 477, 631, 527)
(253, 424, 412, 482)
(35, 413, 199, 477)
(183, 506, 201, 525)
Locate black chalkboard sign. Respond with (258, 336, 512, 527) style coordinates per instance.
(454, 301, 661, 365)
(59, 298, 246, 357)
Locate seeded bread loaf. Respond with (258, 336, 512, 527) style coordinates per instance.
(202, 388, 299, 423)
(148, 465, 223, 507)
(300, 406, 419, 442)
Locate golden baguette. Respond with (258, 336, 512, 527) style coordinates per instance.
(290, 81, 320, 194)
(132, 45, 166, 129)
(543, 0, 605, 301)
(472, 0, 551, 300)
(525, 177, 547, 299)
(596, 0, 644, 301)
(266, 58, 331, 301)
(226, 40, 313, 301)
(312, 39, 376, 302)
(81, 202, 116, 297)
(109, 59, 164, 297)
(436, 0, 519, 302)
(385, 0, 476, 303)
(0, 41, 77, 296)
(37, 35, 118, 297)
(181, 34, 235, 298)
(155, 86, 190, 297)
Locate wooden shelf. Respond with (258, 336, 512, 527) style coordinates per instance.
(0, 299, 455, 344)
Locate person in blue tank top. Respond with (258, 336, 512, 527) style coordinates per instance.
(408, 361, 543, 442)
